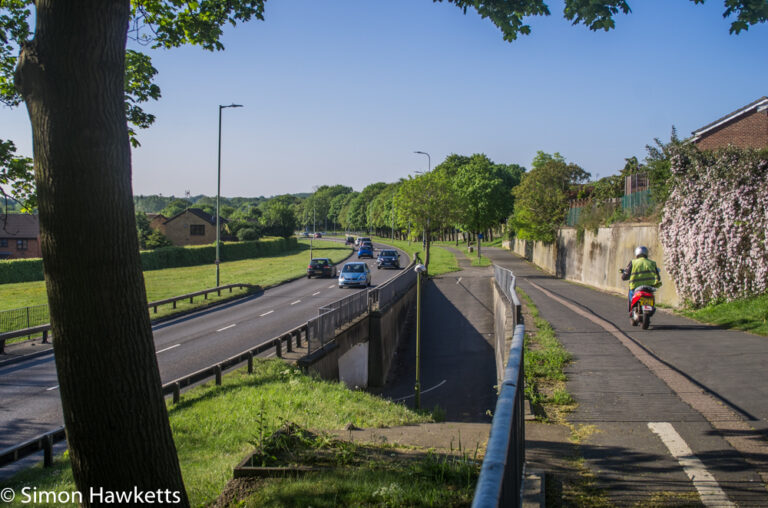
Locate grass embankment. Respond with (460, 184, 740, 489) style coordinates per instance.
(0, 240, 350, 314)
(0, 240, 351, 342)
(370, 236, 460, 276)
(0, 360, 483, 507)
(680, 293, 768, 336)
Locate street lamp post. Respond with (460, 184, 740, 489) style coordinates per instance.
(414, 262, 427, 409)
(216, 103, 243, 287)
(413, 151, 431, 265)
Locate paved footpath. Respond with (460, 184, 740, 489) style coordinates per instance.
(484, 247, 768, 506)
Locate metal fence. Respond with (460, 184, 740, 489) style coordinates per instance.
(493, 265, 522, 325)
(472, 324, 526, 508)
(306, 290, 369, 354)
(371, 264, 417, 311)
(0, 305, 50, 334)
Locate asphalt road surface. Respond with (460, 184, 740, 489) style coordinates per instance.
(0, 240, 408, 450)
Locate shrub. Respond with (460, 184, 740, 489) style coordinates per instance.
(0, 257, 43, 283)
(660, 145, 768, 307)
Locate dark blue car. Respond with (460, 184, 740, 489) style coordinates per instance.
(357, 244, 373, 258)
(376, 250, 400, 269)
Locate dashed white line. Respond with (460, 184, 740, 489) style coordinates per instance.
(260, 310, 274, 317)
(312, 291, 321, 296)
(216, 324, 236, 332)
(46, 385, 59, 391)
(648, 422, 734, 507)
(328, 285, 335, 289)
(290, 300, 301, 305)
(156, 344, 180, 354)
(457, 277, 462, 284)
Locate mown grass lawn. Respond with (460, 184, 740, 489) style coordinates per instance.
(0, 360, 436, 507)
(370, 236, 460, 276)
(0, 240, 351, 312)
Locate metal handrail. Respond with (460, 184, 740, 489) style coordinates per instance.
(0, 283, 260, 353)
(472, 324, 526, 508)
(0, 323, 306, 470)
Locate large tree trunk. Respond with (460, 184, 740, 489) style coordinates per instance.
(15, 1, 188, 504)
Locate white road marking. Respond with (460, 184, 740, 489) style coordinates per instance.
(260, 310, 274, 317)
(392, 380, 448, 402)
(156, 344, 180, 354)
(312, 291, 321, 296)
(216, 324, 236, 332)
(46, 385, 59, 391)
(648, 422, 734, 507)
(265, 352, 276, 358)
(290, 300, 301, 305)
(457, 277, 462, 284)
(328, 285, 335, 289)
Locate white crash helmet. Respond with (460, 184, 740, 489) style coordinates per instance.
(635, 246, 648, 258)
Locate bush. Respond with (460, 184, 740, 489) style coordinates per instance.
(237, 228, 259, 241)
(660, 145, 768, 307)
(0, 257, 44, 283)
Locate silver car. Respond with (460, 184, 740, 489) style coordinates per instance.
(338, 262, 371, 288)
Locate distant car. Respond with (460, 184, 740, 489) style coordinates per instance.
(307, 258, 337, 278)
(357, 244, 374, 258)
(345, 236, 355, 245)
(376, 250, 400, 269)
(338, 262, 371, 288)
(313, 232, 322, 238)
(300, 231, 310, 237)
(356, 236, 371, 247)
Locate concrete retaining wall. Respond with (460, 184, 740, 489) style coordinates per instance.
(297, 283, 416, 388)
(368, 284, 417, 387)
(507, 223, 680, 307)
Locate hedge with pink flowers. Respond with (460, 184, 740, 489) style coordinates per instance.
(659, 145, 768, 307)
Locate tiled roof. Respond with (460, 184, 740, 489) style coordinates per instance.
(691, 96, 768, 141)
(164, 208, 227, 225)
(0, 214, 39, 238)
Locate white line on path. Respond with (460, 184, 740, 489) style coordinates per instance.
(328, 285, 335, 289)
(46, 385, 59, 391)
(456, 277, 462, 284)
(260, 310, 274, 317)
(216, 324, 236, 332)
(392, 379, 448, 402)
(290, 300, 301, 305)
(156, 344, 180, 354)
(648, 422, 734, 507)
(312, 291, 321, 296)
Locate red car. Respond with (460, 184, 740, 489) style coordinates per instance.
(313, 232, 322, 238)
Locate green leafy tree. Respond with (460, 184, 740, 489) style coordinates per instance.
(395, 171, 458, 269)
(261, 195, 298, 238)
(0, 0, 764, 501)
(135, 211, 151, 249)
(644, 127, 682, 207)
(0, 139, 34, 212)
(160, 198, 192, 217)
(512, 151, 590, 242)
(453, 154, 514, 257)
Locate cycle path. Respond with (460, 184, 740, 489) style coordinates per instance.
(484, 247, 768, 506)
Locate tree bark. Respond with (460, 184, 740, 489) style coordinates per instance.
(15, 1, 188, 504)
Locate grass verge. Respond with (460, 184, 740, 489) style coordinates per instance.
(518, 288, 574, 421)
(370, 237, 460, 276)
(0, 359, 435, 507)
(0, 240, 352, 340)
(680, 293, 768, 336)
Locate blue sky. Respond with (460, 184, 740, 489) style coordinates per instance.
(1, 0, 766, 198)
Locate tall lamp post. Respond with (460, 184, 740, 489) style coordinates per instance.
(216, 103, 243, 287)
(413, 150, 431, 263)
(414, 262, 427, 409)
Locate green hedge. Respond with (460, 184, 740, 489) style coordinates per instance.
(0, 237, 299, 284)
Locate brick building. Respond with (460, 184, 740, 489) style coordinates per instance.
(0, 214, 41, 259)
(151, 208, 226, 246)
(691, 97, 768, 150)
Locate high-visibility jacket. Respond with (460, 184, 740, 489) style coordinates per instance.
(629, 257, 661, 290)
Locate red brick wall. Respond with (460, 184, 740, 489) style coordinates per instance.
(695, 109, 768, 150)
(0, 238, 41, 259)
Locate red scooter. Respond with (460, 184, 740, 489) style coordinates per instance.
(620, 269, 656, 329)
(629, 285, 656, 329)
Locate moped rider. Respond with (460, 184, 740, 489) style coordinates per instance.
(620, 246, 662, 313)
